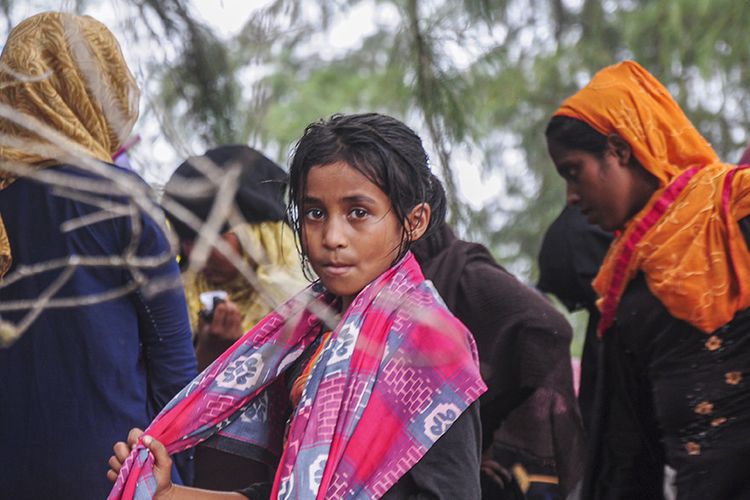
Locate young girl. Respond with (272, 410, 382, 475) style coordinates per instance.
(108, 113, 486, 500)
(546, 61, 750, 499)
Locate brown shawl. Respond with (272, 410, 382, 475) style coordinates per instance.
(413, 225, 585, 495)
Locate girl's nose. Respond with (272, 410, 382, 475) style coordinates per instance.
(322, 217, 347, 249)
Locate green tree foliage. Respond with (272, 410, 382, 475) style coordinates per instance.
(221, 0, 750, 277)
(133, 0, 243, 145)
(461, 0, 750, 276)
(4, 0, 750, 280)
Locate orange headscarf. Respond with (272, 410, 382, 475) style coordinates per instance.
(554, 60, 750, 334)
(0, 12, 139, 277)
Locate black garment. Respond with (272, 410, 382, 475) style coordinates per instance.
(239, 404, 481, 500)
(237, 327, 483, 499)
(381, 402, 482, 499)
(537, 206, 612, 313)
(538, 205, 612, 435)
(413, 225, 584, 498)
(588, 234, 750, 499)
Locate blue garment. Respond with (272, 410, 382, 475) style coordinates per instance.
(0, 164, 197, 499)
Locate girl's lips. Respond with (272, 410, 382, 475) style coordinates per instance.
(322, 264, 353, 276)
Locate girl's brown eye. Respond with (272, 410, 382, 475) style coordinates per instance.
(304, 208, 324, 220)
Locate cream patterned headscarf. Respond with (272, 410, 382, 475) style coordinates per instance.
(0, 11, 140, 277)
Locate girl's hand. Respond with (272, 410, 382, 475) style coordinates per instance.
(198, 299, 243, 342)
(107, 428, 175, 500)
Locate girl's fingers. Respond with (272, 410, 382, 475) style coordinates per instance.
(143, 435, 171, 467)
(108, 432, 169, 487)
(108, 454, 123, 473)
(113, 441, 131, 462)
(127, 427, 144, 447)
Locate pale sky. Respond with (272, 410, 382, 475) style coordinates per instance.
(12, 0, 504, 209)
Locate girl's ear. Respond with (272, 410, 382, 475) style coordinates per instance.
(606, 134, 633, 166)
(405, 203, 432, 242)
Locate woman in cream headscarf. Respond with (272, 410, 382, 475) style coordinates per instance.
(164, 145, 307, 491)
(0, 10, 140, 276)
(0, 12, 197, 499)
(546, 61, 750, 499)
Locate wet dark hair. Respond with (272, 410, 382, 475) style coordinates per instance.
(288, 113, 445, 277)
(545, 115, 608, 156)
(424, 172, 447, 232)
(410, 173, 450, 261)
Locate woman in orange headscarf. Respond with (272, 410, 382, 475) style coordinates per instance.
(546, 61, 750, 499)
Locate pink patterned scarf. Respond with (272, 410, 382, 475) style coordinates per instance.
(108, 252, 486, 499)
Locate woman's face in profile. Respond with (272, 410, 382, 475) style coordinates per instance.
(548, 140, 653, 232)
(181, 231, 245, 286)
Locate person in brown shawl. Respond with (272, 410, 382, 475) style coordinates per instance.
(412, 176, 584, 500)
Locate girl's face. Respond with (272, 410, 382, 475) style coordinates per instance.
(301, 161, 420, 310)
(547, 140, 654, 231)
